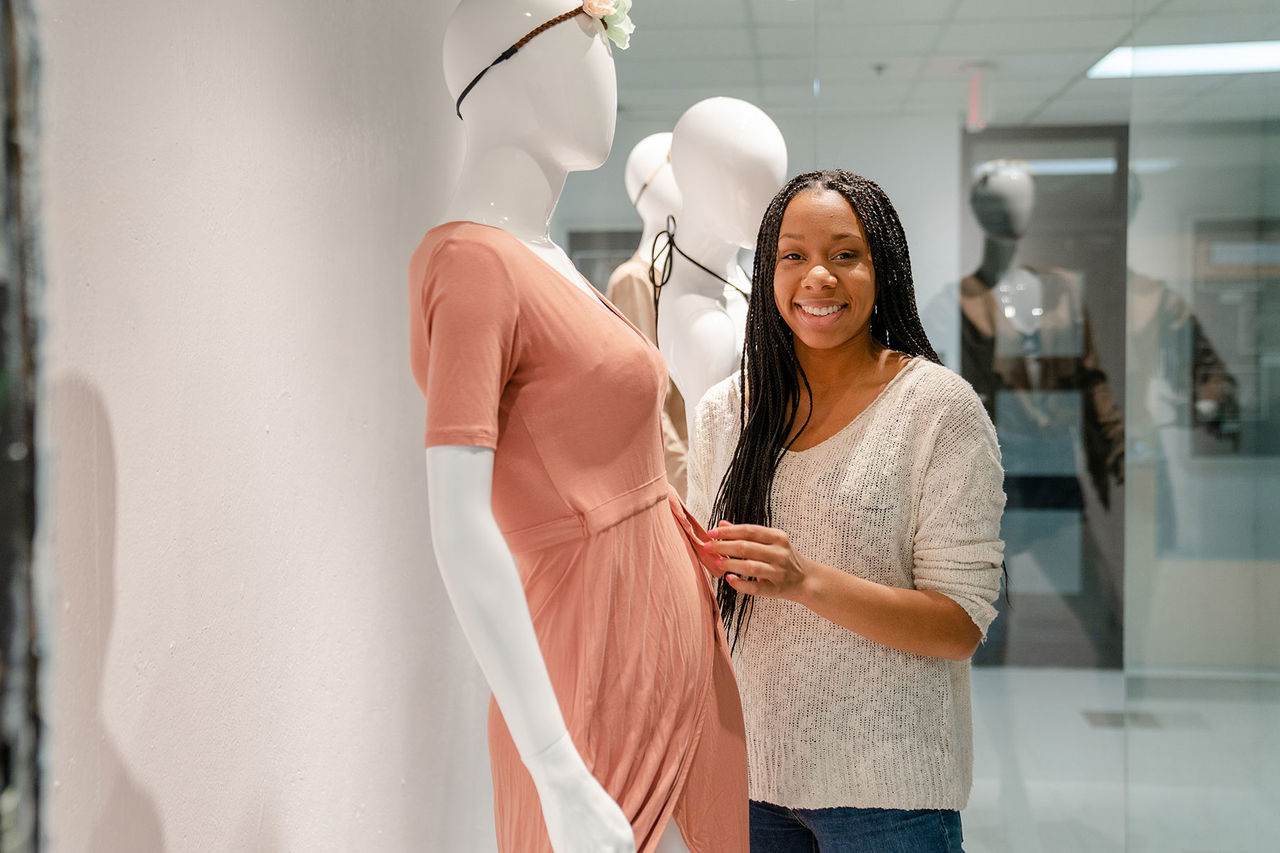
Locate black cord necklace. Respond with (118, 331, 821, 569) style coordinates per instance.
(647, 216, 749, 347)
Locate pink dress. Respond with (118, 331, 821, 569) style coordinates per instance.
(409, 221, 748, 853)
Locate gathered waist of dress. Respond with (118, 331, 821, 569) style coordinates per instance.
(500, 475, 676, 553)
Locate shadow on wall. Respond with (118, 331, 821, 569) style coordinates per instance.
(47, 372, 166, 853)
(397, 505, 499, 851)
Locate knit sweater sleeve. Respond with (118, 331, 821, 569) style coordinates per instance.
(912, 379, 1006, 637)
(686, 376, 738, 528)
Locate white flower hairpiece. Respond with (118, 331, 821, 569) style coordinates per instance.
(583, 0, 634, 50)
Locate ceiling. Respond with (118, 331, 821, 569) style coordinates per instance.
(614, 0, 1280, 127)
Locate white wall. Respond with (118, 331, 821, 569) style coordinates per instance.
(39, 1, 500, 850)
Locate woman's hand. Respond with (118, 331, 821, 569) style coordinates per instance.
(702, 520, 985, 661)
(703, 521, 819, 602)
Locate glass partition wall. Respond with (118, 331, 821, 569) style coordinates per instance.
(564, 2, 1278, 850)
(1123, 4, 1280, 851)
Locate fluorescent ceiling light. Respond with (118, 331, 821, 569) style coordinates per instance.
(1088, 41, 1280, 78)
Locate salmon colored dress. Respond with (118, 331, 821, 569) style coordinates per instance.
(409, 221, 749, 853)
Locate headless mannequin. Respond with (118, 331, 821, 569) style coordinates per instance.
(625, 132, 681, 264)
(434, 3, 688, 851)
(658, 97, 787, 430)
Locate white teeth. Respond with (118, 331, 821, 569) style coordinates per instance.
(799, 304, 844, 317)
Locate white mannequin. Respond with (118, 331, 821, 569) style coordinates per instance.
(657, 97, 787, 431)
(433, 3, 687, 852)
(624, 132, 681, 265)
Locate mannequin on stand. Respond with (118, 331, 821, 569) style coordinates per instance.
(655, 97, 787, 431)
(410, 3, 748, 852)
(960, 160, 1123, 510)
(606, 132, 690, 497)
(957, 160, 1124, 665)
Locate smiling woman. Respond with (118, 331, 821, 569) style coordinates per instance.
(688, 170, 1006, 852)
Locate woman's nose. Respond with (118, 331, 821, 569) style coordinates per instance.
(802, 265, 836, 288)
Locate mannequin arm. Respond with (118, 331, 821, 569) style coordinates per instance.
(425, 445, 635, 853)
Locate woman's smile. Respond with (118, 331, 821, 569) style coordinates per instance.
(774, 187, 878, 355)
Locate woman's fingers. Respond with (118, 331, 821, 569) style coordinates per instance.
(704, 537, 782, 565)
(723, 571, 775, 597)
(720, 557, 777, 583)
(708, 522, 786, 545)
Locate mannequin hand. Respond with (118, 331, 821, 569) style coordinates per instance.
(704, 520, 817, 602)
(524, 732, 636, 853)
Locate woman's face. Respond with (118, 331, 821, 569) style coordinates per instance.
(773, 188, 877, 356)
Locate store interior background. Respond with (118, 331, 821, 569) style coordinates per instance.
(36, 0, 1276, 852)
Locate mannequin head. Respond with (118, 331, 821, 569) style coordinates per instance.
(444, 0, 617, 171)
(670, 97, 787, 248)
(969, 160, 1035, 240)
(624, 132, 681, 229)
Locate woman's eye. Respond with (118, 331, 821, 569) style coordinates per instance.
(834, 251, 857, 260)
(779, 252, 803, 261)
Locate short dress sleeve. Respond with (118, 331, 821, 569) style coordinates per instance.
(410, 233, 522, 449)
(912, 384, 1006, 637)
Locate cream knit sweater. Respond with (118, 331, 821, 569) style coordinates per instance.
(687, 358, 1005, 810)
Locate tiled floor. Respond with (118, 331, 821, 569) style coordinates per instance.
(963, 668, 1279, 853)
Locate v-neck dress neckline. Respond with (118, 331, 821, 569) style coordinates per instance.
(446, 220, 651, 347)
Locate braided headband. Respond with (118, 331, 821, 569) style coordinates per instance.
(633, 149, 669, 205)
(455, 1, 635, 120)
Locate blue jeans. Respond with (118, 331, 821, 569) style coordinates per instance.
(749, 800, 965, 852)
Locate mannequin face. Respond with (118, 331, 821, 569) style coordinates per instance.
(969, 164, 1035, 240)
(625, 132, 681, 226)
(671, 97, 788, 247)
(773, 189, 877, 356)
(444, 0, 617, 172)
(522, 16, 617, 171)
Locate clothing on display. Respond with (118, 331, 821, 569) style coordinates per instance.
(689, 359, 1004, 811)
(959, 269, 1124, 509)
(410, 221, 749, 853)
(606, 254, 689, 498)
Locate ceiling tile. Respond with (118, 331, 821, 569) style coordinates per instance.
(815, 55, 924, 81)
(635, 0, 749, 28)
(620, 27, 756, 59)
(936, 18, 1133, 53)
(1030, 98, 1132, 125)
(750, 0, 819, 27)
(955, 0, 1132, 22)
(810, 0, 958, 25)
(919, 52, 1102, 79)
(815, 22, 941, 55)
(1131, 12, 1280, 45)
(818, 79, 915, 107)
(1158, 0, 1280, 14)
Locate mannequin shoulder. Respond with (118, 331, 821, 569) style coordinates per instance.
(413, 221, 526, 298)
(420, 220, 517, 262)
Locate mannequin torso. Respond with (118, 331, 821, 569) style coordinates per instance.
(657, 97, 786, 424)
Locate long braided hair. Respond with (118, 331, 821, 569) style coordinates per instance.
(710, 169, 941, 649)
